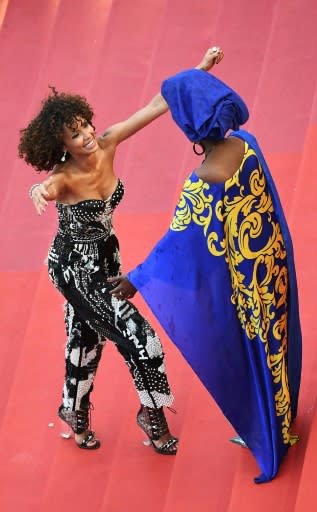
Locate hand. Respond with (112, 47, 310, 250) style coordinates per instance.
(30, 178, 52, 215)
(108, 275, 137, 300)
(196, 46, 224, 71)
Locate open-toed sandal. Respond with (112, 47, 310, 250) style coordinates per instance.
(58, 404, 101, 450)
(76, 430, 100, 450)
(136, 405, 178, 455)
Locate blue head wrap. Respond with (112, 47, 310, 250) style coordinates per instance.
(161, 69, 249, 142)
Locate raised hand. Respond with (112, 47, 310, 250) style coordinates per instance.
(196, 46, 224, 71)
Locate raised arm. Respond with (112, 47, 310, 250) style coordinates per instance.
(100, 46, 224, 147)
(29, 45, 224, 213)
(99, 92, 169, 147)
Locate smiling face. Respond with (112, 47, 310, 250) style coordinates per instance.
(62, 116, 99, 158)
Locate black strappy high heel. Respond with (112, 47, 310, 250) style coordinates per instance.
(58, 404, 100, 450)
(136, 405, 178, 455)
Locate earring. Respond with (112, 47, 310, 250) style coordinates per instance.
(193, 142, 205, 155)
(61, 150, 67, 162)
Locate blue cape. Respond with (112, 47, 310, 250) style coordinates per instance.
(128, 70, 301, 483)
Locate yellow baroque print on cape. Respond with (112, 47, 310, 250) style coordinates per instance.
(170, 178, 226, 255)
(170, 144, 295, 445)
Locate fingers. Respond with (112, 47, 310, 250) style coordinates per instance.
(209, 46, 224, 65)
(107, 275, 136, 299)
(107, 277, 122, 293)
(30, 182, 51, 215)
(109, 283, 121, 295)
(36, 180, 53, 213)
(33, 185, 48, 215)
(107, 276, 118, 283)
(215, 49, 224, 64)
(109, 285, 132, 300)
(107, 276, 125, 297)
(199, 46, 224, 71)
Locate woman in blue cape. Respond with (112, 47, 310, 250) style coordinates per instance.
(111, 65, 302, 482)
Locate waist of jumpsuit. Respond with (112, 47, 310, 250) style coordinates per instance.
(56, 223, 115, 245)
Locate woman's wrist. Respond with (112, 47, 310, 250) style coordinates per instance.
(28, 183, 40, 199)
(195, 63, 208, 71)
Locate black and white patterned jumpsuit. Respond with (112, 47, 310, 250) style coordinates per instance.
(47, 180, 174, 413)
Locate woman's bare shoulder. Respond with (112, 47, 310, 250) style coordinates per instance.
(227, 134, 246, 150)
(197, 137, 246, 184)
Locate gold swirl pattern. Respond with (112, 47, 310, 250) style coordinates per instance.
(170, 143, 295, 445)
(170, 179, 214, 234)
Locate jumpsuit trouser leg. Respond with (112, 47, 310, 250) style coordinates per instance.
(62, 297, 174, 414)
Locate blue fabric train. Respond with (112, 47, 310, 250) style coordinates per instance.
(127, 69, 302, 483)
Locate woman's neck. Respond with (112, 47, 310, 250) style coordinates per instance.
(203, 139, 224, 158)
(67, 145, 103, 173)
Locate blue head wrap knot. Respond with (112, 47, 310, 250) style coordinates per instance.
(161, 69, 249, 142)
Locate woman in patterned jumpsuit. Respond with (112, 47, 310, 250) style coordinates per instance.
(20, 47, 224, 451)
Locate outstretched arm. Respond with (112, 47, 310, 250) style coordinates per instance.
(29, 173, 65, 215)
(100, 46, 224, 146)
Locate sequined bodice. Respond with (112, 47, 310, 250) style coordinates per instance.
(56, 180, 124, 243)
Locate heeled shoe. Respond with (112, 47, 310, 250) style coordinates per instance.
(58, 405, 101, 450)
(136, 405, 178, 455)
(76, 430, 100, 450)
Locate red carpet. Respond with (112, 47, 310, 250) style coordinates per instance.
(0, 1, 317, 510)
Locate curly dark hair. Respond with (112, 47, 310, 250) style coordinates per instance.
(18, 87, 95, 172)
